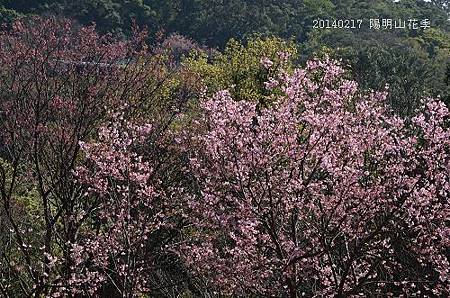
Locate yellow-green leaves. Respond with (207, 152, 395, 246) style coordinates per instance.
(184, 36, 298, 103)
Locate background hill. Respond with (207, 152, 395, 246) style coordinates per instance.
(1, 0, 449, 113)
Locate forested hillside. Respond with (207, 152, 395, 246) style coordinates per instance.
(1, 0, 449, 45)
(1, 0, 450, 113)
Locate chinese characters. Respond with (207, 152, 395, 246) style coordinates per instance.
(369, 18, 431, 30)
(312, 18, 432, 30)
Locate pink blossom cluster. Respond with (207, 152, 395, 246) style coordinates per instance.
(181, 57, 450, 296)
(69, 117, 175, 296)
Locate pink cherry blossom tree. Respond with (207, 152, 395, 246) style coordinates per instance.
(69, 114, 188, 297)
(181, 58, 450, 297)
(0, 17, 180, 297)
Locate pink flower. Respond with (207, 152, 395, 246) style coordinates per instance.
(260, 57, 274, 69)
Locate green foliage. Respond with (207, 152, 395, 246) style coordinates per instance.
(304, 0, 336, 15)
(1, 0, 449, 44)
(185, 36, 298, 104)
(0, 5, 22, 23)
(349, 46, 436, 116)
(65, 0, 158, 36)
(0, 0, 159, 36)
(298, 0, 450, 115)
(0, 158, 44, 296)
